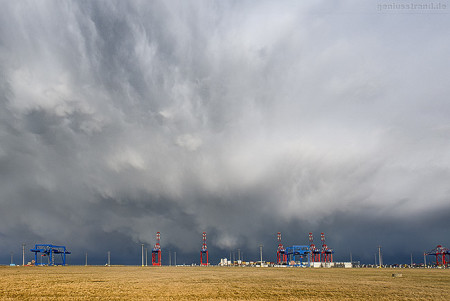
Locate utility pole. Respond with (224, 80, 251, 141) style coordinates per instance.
(141, 244, 144, 267)
(410, 253, 413, 267)
(145, 248, 148, 266)
(238, 249, 241, 262)
(169, 249, 172, 266)
(85, 252, 88, 266)
(259, 245, 263, 266)
(107, 251, 111, 266)
(378, 246, 383, 267)
(424, 252, 427, 267)
(22, 244, 25, 266)
(10, 252, 14, 265)
(174, 251, 176, 266)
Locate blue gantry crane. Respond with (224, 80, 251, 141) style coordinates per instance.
(30, 244, 71, 266)
(285, 245, 310, 267)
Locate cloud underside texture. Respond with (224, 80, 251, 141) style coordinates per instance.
(0, 1, 449, 263)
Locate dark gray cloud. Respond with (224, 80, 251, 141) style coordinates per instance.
(1, 1, 449, 265)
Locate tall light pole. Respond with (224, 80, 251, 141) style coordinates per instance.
(378, 246, 383, 267)
(259, 245, 263, 266)
(85, 252, 88, 266)
(424, 252, 427, 267)
(145, 248, 148, 266)
(22, 243, 25, 266)
(174, 251, 176, 266)
(10, 252, 14, 265)
(141, 244, 144, 267)
(107, 251, 111, 266)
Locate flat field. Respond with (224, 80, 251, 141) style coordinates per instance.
(0, 266, 449, 300)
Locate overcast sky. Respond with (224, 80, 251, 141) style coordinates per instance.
(1, 0, 449, 265)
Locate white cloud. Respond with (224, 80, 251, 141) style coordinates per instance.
(176, 134, 202, 151)
(107, 148, 146, 172)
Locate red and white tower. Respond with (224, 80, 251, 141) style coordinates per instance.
(276, 232, 287, 264)
(309, 232, 321, 262)
(320, 232, 333, 263)
(152, 232, 161, 266)
(200, 232, 209, 266)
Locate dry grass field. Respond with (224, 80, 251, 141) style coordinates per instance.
(0, 266, 449, 300)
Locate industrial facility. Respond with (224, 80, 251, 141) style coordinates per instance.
(12, 233, 450, 269)
(275, 232, 335, 267)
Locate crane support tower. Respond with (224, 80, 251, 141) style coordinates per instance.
(425, 245, 450, 267)
(30, 244, 71, 266)
(152, 232, 161, 266)
(276, 232, 287, 265)
(200, 232, 209, 266)
(309, 233, 321, 262)
(320, 232, 334, 263)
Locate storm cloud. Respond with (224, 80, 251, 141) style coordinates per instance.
(1, 1, 449, 265)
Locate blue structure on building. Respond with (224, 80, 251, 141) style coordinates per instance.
(30, 244, 71, 266)
(285, 245, 310, 267)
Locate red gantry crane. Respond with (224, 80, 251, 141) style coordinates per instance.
(309, 233, 321, 263)
(425, 245, 450, 267)
(152, 232, 161, 266)
(320, 232, 334, 263)
(200, 232, 209, 266)
(276, 232, 287, 265)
